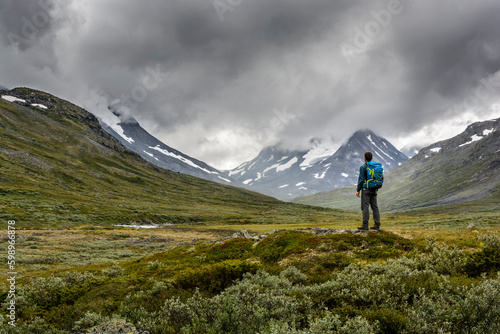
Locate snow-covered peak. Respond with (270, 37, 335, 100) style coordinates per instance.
(228, 129, 408, 199)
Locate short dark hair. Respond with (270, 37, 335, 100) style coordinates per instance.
(364, 152, 373, 161)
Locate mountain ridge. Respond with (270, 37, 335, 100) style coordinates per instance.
(100, 106, 233, 184)
(293, 117, 500, 211)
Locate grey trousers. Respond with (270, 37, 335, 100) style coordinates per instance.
(361, 188, 380, 228)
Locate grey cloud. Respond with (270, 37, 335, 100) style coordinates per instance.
(0, 0, 67, 50)
(1, 0, 500, 169)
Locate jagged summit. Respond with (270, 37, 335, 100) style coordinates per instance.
(100, 106, 232, 184)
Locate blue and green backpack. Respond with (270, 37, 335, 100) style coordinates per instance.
(364, 161, 384, 189)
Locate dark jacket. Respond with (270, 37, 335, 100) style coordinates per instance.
(356, 163, 367, 192)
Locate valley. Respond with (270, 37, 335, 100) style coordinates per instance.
(0, 87, 499, 333)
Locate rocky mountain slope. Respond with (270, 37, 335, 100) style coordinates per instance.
(100, 107, 232, 184)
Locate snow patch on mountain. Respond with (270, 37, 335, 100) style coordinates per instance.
(143, 150, 159, 161)
(314, 166, 330, 179)
(2, 95, 26, 103)
(31, 103, 48, 109)
(300, 142, 340, 168)
(261, 157, 298, 175)
(228, 167, 245, 177)
(277, 157, 298, 172)
(149, 145, 215, 174)
(113, 125, 135, 144)
(218, 176, 232, 183)
(459, 135, 484, 147)
(458, 128, 495, 148)
(1, 95, 48, 110)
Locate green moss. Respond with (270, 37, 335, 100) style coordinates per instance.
(174, 260, 261, 293)
(254, 230, 321, 264)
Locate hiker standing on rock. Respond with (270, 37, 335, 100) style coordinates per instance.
(356, 152, 383, 231)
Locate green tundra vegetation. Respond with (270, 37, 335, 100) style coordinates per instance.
(1, 223, 499, 333)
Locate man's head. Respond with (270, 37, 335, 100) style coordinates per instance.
(364, 152, 373, 162)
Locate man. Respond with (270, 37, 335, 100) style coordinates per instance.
(356, 152, 381, 230)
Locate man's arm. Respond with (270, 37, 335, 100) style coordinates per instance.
(356, 165, 365, 196)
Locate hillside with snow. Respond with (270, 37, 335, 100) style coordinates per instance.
(99, 106, 233, 184)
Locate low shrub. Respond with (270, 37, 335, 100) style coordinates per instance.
(465, 232, 500, 277)
(266, 313, 377, 334)
(3, 271, 103, 316)
(72, 311, 111, 331)
(0, 317, 65, 334)
(102, 264, 124, 277)
(304, 261, 447, 310)
(174, 259, 261, 293)
(361, 308, 407, 334)
(254, 231, 320, 264)
(147, 260, 166, 271)
(404, 275, 500, 334)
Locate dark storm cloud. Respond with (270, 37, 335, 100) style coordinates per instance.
(0, 0, 65, 50)
(387, 0, 500, 129)
(61, 0, 359, 130)
(1, 0, 500, 168)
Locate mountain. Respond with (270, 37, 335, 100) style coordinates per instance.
(0, 87, 346, 228)
(293, 117, 500, 212)
(100, 107, 232, 184)
(228, 130, 408, 199)
(400, 144, 422, 158)
(0, 84, 8, 91)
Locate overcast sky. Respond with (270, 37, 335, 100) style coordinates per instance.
(1, 0, 500, 169)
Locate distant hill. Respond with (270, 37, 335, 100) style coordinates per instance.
(227, 130, 408, 199)
(0, 87, 346, 227)
(292, 118, 500, 212)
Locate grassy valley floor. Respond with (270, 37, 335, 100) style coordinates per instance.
(1, 210, 499, 333)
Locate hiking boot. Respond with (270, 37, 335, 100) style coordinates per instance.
(370, 226, 380, 230)
(357, 226, 369, 231)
